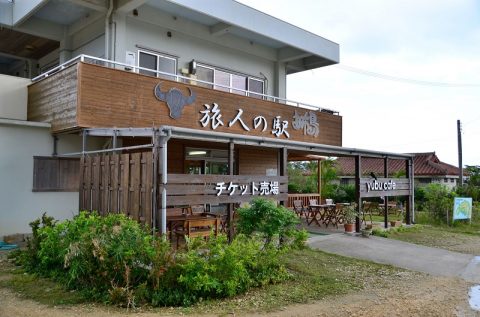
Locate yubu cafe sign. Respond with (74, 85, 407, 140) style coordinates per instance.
(366, 179, 397, 192)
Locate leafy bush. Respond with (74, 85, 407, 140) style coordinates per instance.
(456, 184, 480, 202)
(14, 211, 292, 307)
(235, 198, 307, 248)
(423, 183, 456, 222)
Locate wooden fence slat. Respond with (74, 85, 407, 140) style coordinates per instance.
(130, 153, 141, 221)
(167, 174, 288, 183)
(111, 154, 119, 213)
(166, 193, 288, 206)
(120, 153, 130, 215)
(92, 156, 101, 212)
(101, 155, 109, 215)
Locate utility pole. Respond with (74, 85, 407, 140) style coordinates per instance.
(457, 120, 463, 186)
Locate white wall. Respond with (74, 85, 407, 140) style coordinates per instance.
(0, 121, 108, 237)
(71, 18, 105, 58)
(0, 123, 77, 237)
(0, 75, 30, 120)
(121, 10, 277, 95)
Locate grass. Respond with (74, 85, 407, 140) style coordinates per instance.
(0, 264, 85, 306)
(0, 248, 404, 314)
(374, 211, 480, 255)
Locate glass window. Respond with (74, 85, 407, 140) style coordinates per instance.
(248, 78, 264, 99)
(138, 50, 177, 79)
(139, 51, 157, 77)
(196, 65, 214, 89)
(196, 63, 263, 96)
(158, 56, 176, 80)
(231, 74, 247, 95)
(214, 69, 230, 92)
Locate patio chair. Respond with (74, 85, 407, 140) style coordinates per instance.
(325, 198, 334, 205)
(306, 199, 319, 222)
(293, 200, 306, 218)
(361, 202, 374, 226)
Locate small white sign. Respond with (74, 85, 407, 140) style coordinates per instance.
(266, 168, 277, 176)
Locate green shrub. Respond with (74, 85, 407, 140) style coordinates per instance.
(14, 211, 293, 308)
(235, 198, 305, 248)
(423, 183, 456, 223)
(176, 235, 289, 300)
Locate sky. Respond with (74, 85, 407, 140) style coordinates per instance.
(238, 0, 480, 167)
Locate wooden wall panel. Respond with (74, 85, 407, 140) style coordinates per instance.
(239, 147, 278, 175)
(27, 64, 78, 131)
(77, 63, 342, 146)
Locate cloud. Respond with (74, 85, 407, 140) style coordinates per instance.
(238, 0, 480, 165)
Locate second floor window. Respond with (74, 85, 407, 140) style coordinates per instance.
(196, 64, 264, 99)
(138, 50, 177, 80)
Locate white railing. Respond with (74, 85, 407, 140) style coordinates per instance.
(32, 54, 339, 115)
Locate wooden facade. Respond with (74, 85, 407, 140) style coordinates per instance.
(79, 151, 287, 229)
(28, 62, 342, 146)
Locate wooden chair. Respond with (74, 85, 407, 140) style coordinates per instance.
(293, 200, 306, 218)
(306, 199, 319, 222)
(174, 218, 219, 248)
(361, 201, 375, 226)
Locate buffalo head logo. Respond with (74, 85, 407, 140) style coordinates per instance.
(154, 83, 196, 119)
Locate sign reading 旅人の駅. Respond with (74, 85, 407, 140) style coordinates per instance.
(360, 178, 411, 198)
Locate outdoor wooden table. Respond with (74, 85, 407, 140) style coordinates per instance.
(307, 204, 334, 226)
(167, 213, 219, 240)
(320, 204, 338, 227)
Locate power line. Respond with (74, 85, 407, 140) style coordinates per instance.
(336, 64, 480, 88)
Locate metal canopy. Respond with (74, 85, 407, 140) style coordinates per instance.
(80, 126, 413, 160)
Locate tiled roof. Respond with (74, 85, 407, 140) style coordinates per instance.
(335, 152, 463, 177)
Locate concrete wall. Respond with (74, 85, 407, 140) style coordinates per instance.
(0, 122, 76, 237)
(114, 7, 278, 96)
(0, 120, 107, 237)
(0, 75, 30, 120)
(71, 18, 105, 58)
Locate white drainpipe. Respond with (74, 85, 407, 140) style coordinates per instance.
(105, 0, 114, 60)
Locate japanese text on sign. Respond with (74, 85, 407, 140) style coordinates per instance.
(215, 181, 279, 196)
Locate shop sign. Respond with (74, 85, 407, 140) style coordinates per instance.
(366, 179, 397, 192)
(215, 181, 279, 196)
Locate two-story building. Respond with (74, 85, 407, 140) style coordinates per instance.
(0, 0, 413, 237)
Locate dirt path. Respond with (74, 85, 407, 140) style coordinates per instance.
(0, 271, 478, 317)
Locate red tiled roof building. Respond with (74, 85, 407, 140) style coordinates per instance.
(335, 152, 465, 189)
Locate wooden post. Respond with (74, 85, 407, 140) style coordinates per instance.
(227, 141, 234, 241)
(355, 155, 361, 233)
(405, 159, 413, 225)
(317, 159, 322, 201)
(279, 147, 288, 206)
(151, 131, 158, 233)
(384, 157, 389, 229)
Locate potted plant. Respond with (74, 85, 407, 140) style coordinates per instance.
(343, 203, 357, 233)
(390, 204, 404, 227)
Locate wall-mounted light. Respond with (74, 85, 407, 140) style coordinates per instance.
(188, 150, 207, 156)
(189, 59, 197, 75)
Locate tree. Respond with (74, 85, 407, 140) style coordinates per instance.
(465, 165, 480, 186)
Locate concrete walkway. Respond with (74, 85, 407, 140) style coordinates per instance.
(308, 233, 480, 283)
